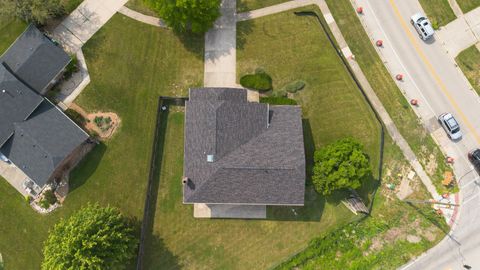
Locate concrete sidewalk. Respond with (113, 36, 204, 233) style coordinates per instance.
(436, 5, 480, 57)
(53, 0, 128, 53)
(118, 6, 167, 28)
(204, 0, 237, 87)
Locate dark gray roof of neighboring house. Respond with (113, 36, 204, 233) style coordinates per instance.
(0, 65, 43, 146)
(0, 100, 89, 188)
(0, 24, 71, 94)
(183, 88, 306, 205)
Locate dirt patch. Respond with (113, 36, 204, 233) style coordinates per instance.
(424, 154, 438, 176)
(406, 234, 421, 243)
(69, 103, 120, 140)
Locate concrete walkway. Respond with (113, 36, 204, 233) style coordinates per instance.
(448, 0, 463, 18)
(53, 0, 128, 53)
(118, 6, 167, 28)
(237, 0, 440, 200)
(204, 0, 237, 87)
(436, 5, 480, 57)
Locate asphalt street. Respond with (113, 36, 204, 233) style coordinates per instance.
(353, 0, 480, 269)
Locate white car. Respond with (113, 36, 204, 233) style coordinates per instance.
(438, 113, 462, 140)
(411, 13, 435, 40)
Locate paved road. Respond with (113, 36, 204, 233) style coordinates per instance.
(352, 0, 480, 269)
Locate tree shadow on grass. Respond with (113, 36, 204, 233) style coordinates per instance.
(237, 17, 254, 50)
(268, 119, 325, 221)
(68, 143, 107, 193)
(175, 31, 205, 60)
(143, 234, 181, 270)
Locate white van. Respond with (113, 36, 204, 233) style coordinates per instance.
(411, 13, 435, 40)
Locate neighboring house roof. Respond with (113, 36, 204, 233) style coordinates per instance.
(0, 100, 89, 188)
(183, 88, 306, 205)
(0, 65, 43, 146)
(0, 24, 71, 94)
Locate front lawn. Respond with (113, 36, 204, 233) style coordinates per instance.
(456, 45, 480, 95)
(418, 0, 456, 29)
(456, 0, 480, 13)
(0, 14, 203, 269)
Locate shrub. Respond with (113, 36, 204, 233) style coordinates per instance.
(42, 204, 138, 269)
(43, 190, 57, 205)
(240, 72, 273, 91)
(65, 109, 86, 126)
(39, 199, 50, 209)
(63, 55, 79, 80)
(312, 138, 370, 195)
(260, 96, 297, 105)
(282, 80, 306, 93)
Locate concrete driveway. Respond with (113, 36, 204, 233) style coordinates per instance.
(436, 6, 480, 57)
(53, 0, 128, 53)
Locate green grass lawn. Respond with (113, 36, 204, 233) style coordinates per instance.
(418, 0, 456, 29)
(456, 0, 480, 13)
(325, 0, 451, 194)
(143, 7, 380, 270)
(0, 17, 26, 55)
(456, 45, 480, 96)
(126, 0, 158, 16)
(0, 14, 203, 269)
(61, 0, 84, 13)
(237, 0, 290, 12)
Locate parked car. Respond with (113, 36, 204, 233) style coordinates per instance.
(438, 113, 462, 140)
(468, 149, 480, 171)
(411, 13, 435, 40)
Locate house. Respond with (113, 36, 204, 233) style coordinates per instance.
(183, 88, 306, 218)
(1, 24, 71, 95)
(0, 25, 89, 197)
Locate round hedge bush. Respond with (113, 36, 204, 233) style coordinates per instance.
(282, 80, 306, 93)
(240, 73, 272, 91)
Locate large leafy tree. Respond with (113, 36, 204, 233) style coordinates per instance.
(147, 0, 221, 33)
(42, 204, 138, 270)
(312, 138, 371, 195)
(0, 0, 65, 25)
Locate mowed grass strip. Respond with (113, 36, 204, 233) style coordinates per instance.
(456, 45, 480, 95)
(0, 13, 203, 269)
(325, 0, 450, 194)
(418, 0, 456, 29)
(0, 17, 26, 55)
(456, 0, 480, 13)
(237, 0, 290, 12)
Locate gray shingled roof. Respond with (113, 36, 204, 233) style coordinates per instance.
(0, 24, 71, 94)
(183, 88, 306, 205)
(0, 100, 89, 187)
(0, 65, 43, 146)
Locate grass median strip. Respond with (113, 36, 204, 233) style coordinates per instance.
(418, 0, 456, 29)
(456, 45, 480, 95)
(456, 0, 480, 13)
(325, 0, 452, 194)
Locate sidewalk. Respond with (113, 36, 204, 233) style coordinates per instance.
(204, 0, 237, 87)
(436, 5, 480, 57)
(53, 0, 128, 53)
(118, 6, 167, 28)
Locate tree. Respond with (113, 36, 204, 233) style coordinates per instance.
(42, 204, 138, 270)
(146, 0, 221, 33)
(312, 138, 371, 196)
(0, 0, 65, 25)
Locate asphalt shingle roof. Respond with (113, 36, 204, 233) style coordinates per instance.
(0, 65, 43, 146)
(0, 24, 71, 94)
(0, 100, 89, 187)
(183, 88, 306, 205)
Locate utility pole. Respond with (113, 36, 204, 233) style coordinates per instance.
(405, 199, 459, 207)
